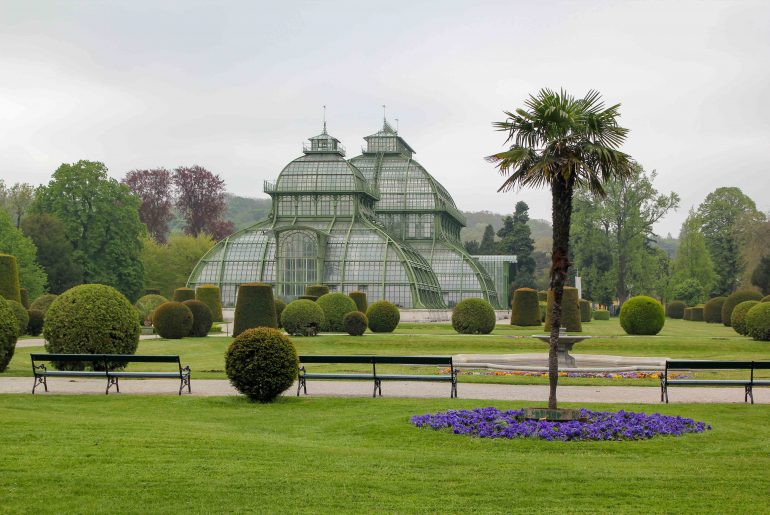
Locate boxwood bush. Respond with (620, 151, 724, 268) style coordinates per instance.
(173, 287, 195, 302)
(666, 300, 686, 319)
(233, 283, 277, 337)
(537, 290, 547, 302)
(195, 284, 223, 322)
(544, 287, 582, 332)
(182, 299, 213, 337)
(0, 253, 21, 303)
(225, 327, 298, 402)
(579, 299, 593, 322)
(305, 284, 330, 298)
(26, 308, 44, 336)
(20, 288, 29, 309)
(153, 301, 194, 339)
(452, 298, 496, 334)
(538, 301, 546, 322)
(732, 300, 759, 336)
(763, 295, 770, 302)
(690, 306, 704, 322)
(746, 302, 770, 341)
(722, 290, 763, 327)
(0, 299, 19, 372)
(281, 299, 324, 336)
(366, 300, 400, 333)
(683, 307, 693, 321)
(594, 309, 610, 320)
(619, 295, 665, 335)
(134, 294, 168, 326)
(6, 300, 28, 335)
(343, 311, 368, 336)
(299, 295, 318, 301)
(30, 294, 57, 316)
(510, 288, 541, 326)
(703, 296, 726, 324)
(275, 299, 286, 328)
(316, 292, 357, 332)
(349, 291, 368, 313)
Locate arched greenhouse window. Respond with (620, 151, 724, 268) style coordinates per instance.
(278, 230, 318, 300)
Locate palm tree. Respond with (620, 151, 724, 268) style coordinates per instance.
(487, 89, 633, 409)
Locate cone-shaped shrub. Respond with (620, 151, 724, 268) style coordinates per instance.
(183, 299, 213, 337)
(579, 299, 593, 322)
(305, 284, 330, 298)
(343, 311, 368, 336)
(20, 288, 29, 309)
(537, 290, 547, 302)
(281, 299, 324, 336)
(594, 309, 610, 320)
(0, 299, 19, 372)
(722, 290, 763, 327)
(683, 307, 693, 321)
(452, 298, 496, 334)
(366, 300, 400, 333)
(666, 300, 686, 319)
(7, 300, 28, 335)
(173, 288, 195, 302)
(30, 294, 57, 316)
(233, 282, 277, 337)
(690, 306, 704, 322)
(317, 292, 357, 332)
(27, 309, 44, 336)
(195, 285, 223, 322)
(299, 295, 318, 301)
(544, 287, 581, 332)
(225, 327, 298, 402)
(510, 288, 540, 326)
(349, 291, 368, 313)
(703, 297, 726, 323)
(619, 295, 665, 335)
(746, 302, 770, 341)
(153, 301, 194, 339)
(732, 300, 759, 336)
(0, 254, 21, 303)
(134, 294, 167, 325)
(275, 299, 286, 328)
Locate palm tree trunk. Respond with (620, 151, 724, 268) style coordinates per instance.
(548, 174, 575, 409)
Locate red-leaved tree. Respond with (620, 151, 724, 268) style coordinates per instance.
(173, 165, 232, 240)
(123, 169, 174, 242)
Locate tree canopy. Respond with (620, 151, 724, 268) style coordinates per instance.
(0, 209, 47, 299)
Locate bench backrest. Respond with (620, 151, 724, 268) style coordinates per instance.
(298, 355, 375, 364)
(751, 361, 770, 370)
(666, 360, 753, 370)
(298, 355, 452, 366)
(31, 354, 181, 364)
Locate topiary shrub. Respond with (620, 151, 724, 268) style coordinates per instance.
(722, 290, 763, 327)
(305, 284, 330, 298)
(225, 327, 298, 402)
(544, 287, 582, 332)
(6, 300, 28, 335)
(703, 297, 726, 324)
(316, 292, 358, 332)
(299, 295, 318, 301)
(233, 283, 277, 337)
(195, 285, 223, 322)
(0, 299, 19, 371)
(683, 307, 692, 321)
(666, 300, 686, 319)
(182, 299, 213, 337)
(144, 289, 161, 295)
(275, 299, 286, 328)
(619, 295, 665, 335)
(452, 298, 496, 335)
(27, 309, 44, 336)
(0, 254, 21, 303)
(594, 309, 610, 320)
(732, 300, 759, 336)
(763, 295, 770, 303)
(343, 311, 368, 336)
(537, 290, 547, 302)
(690, 306, 704, 322)
(30, 294, 57, 316)
(173, 287, 196, 302)
(44, 284, 140, 370)
(366, 300, 400, 333)
(134, 294, 168, 326)
(746, 302, 770, 341)
(538, 301, 547, 322)
(152, 301, 194, 339)
(281, 300, 324, 336)
(349, 291, 368, 313)
(20, 288, 29, 309)
(511, 288, 541, 326)
(579, 299, 592, 323)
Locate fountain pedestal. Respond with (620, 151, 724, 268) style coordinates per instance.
(531, 327, 591, 368)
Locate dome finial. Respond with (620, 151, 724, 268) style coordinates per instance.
(395, 118, 399, 134)
(322, 105, 327, 134)
(382, 104, 387, 126)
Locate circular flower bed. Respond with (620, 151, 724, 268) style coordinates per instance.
(411, 407, 710, 441)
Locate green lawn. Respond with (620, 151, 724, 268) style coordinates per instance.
(1, 395, 768, 513)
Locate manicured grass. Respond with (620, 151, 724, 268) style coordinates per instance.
(1, 395, 769, 513)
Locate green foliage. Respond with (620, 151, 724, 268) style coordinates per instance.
(43, 284, 140, 369)
(366, 301, 400, 333)
(7, 300, 28, 335)
(152, 301, 194, 339)
(30, 294, 57, 316)
(0, 253, 21, 303)
(233, 283, 277, 337)
(722, 290, 763, 327)
(451, 298, 496, 334)
(173, 288, 196, 302)
(343, 311, 368, 336)
(579, 299, 593, 322)
(544, 287, 582, 332)
(538, 301, 547, 322)
(751, 255, 770, 295)
(669, 214, 715, 301)
(732, 300, 759, 336)
(0, 299, 19, 372)
(497, 202, 536, 285)
(0, 212, 47, 300)
(703, 297, 726, 324)
(690, 306, 704, 322)
(196, 285, 223, 322)
(349, 291, 368, 313)
(281, 300, 324, 336)
(224, 194, 272, 231)
(275, 299, 286, 329)
(594, 309, 610, 320)
(298, 295, 317, 301)
(19, 288, 29, 309)
(316, 293, 357, 332)
(683, 307, 692, 321)
(21, 213, 81, 294)
(619, 296, 665, 335)
(510, 288, 541, 326)
(669, 278, 707, 307)
(225, 327, 298, 402)
(134, 294, 168, 325)
(537, 290, 547, 302)
(142, 235, 215, 299)
(26, 309, 44, 336)
(182, 300, 213, 337)
(764, 296, 770, 303)
(745, 302, 770, 341)
(305, 284, 330, 298)
(479, 224, 497, 254)
(666, 301, 686, 319)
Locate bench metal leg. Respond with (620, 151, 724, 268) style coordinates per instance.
(297, 376, 307, 396)
(179, 375, 191, 395)
(746, 385, 753, 404)
(664, 384, 669, 404)
(451, 379, 457, 399)
(373, 379, 382, 397)
(32, 375, 47, 394)
(106, 376, 119, 395)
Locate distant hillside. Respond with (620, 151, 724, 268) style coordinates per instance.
(226, 194, 272, 231)
(461, 210, 552, 252)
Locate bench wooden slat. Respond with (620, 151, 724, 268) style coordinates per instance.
(666, 360, 754, 370)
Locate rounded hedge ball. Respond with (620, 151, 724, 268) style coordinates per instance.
(666, 300, 686, 319)
(619, 296, 665, 335)
(153, 301, 194, 339)
(30, 293, 57, 316)
(452, 298, 496, 335)
(0, 299, 19, 372)
(732, 300, 760, 336)
(722, 290, 762, 327)
(316, 292, 358, 332)
(6, 300, 29, 335)
(182, 299, 213, 337)
(746, 302, 770, 341)
(26, 308, 44, 336)
(281, 299, 324, 336)
(135, 294, 168, 325)
(343, 311, 368, 336)
(225, 327, 298, 402)
(366, 300, 400, 333)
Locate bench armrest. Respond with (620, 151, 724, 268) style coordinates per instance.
(32, 363, 47, 374)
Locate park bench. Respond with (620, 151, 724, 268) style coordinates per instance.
(297, 355, 457, 398)
(30, 353, 191, 395)
(661, 360, 770, 404)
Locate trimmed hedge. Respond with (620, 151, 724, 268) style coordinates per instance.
(299, 295, 318, 301)
(722, 290, 763, 327)
(233, 283, 277, 337)
(763, 295, 770, 302)
(343, 311, 368, 336)
(746, 302, 770, 341)
(225, 327, 298, 402)
(173, 288, 196, 302)
(0, 254, 21, 303)
(144, 289, 161, 295)
(134, 294, 168, 326)
(196, 285, 223, 322)
(281, 300, 324, 336)
(732, 300, 759, 336)
(510, 288, 541, 326)
(452, 298, 496, 335)
(538, 301, 546, 322)
(619, 296, 665, 335)
(27, 308, 44, 336)
(349, 291, 368, 313)
(317, 293, 358, 332)
(44, 284, 140, 370)
(366, 301, 400, 333)
(182, 299, 213, 337)
(544, 287, 582, 332)
(275, 299, 286, 329)
(594, 309, 610, 320)
(579, 299, 592, 322)
(666, 300, 686, 319)
(30, 294, 57, 316)
(0, 299, 19, 372)
(7, 300, 28, 335)
(305, 284, 330, 298)
(20, 288, 29, 309)
(153, 301, 194, 339)
(683, 307, 693, 321)
(690, 306, 704, 322)
(537, 290, 547, 302)
(703, 297, 726, 324)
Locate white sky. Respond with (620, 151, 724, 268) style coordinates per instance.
(1, 0, 768, 236)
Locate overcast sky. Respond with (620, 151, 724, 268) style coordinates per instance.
(1, 0, 768, 236)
